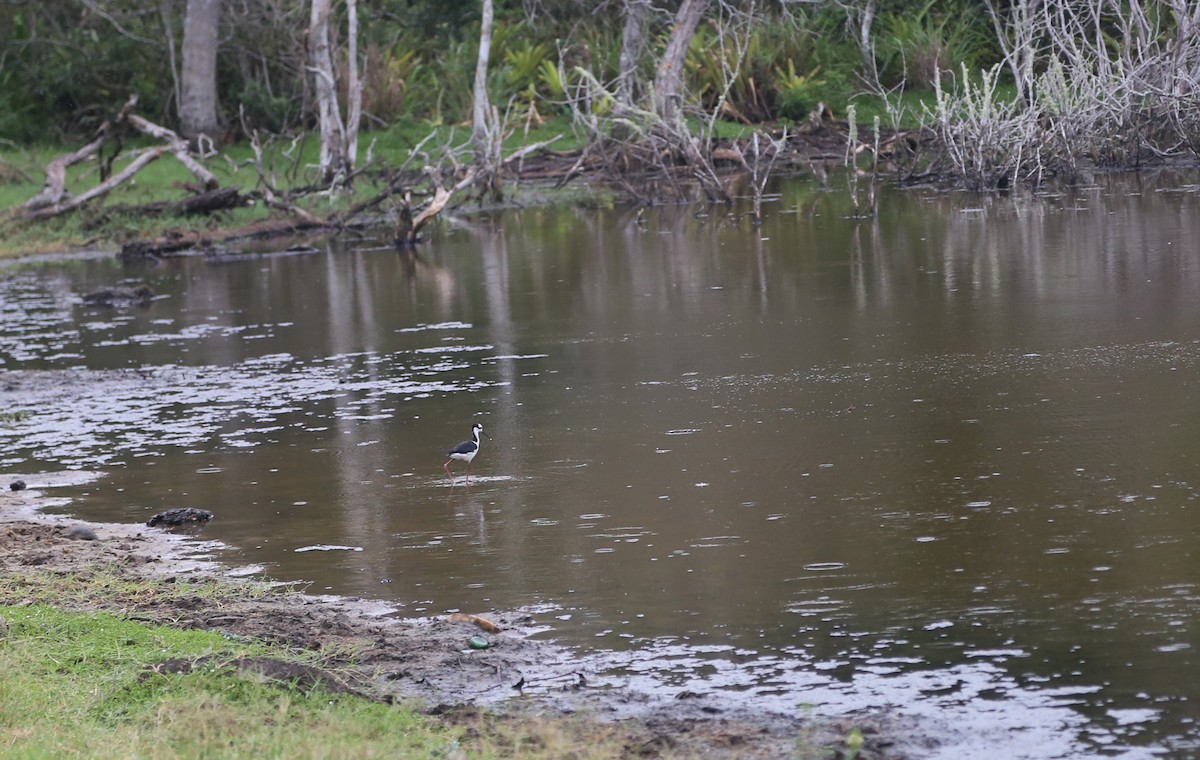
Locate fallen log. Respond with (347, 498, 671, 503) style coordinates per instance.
(119, 233, 211, 260)
(118, 215, 334, 260)
(173, 186, 244, 215)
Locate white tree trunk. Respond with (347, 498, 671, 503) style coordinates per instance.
(345, 0, 363, 170)
(652, 0, 709, 123)
(307, 0, 364, 185)
(472, 0, 495, 165)
(309, 0, 346, 183)
(179, 0, 220, 140)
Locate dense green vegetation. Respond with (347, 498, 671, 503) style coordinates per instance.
(0, 0, 987, 143)
(5, 0, 1200, 245)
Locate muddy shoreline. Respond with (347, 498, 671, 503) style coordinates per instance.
(0, 471, 905, 758)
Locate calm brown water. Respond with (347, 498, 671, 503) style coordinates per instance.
(4, 171, 1200, 756)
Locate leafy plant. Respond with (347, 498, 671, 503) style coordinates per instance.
(774, 59, 825, 121)
(504, 42, 552, 93)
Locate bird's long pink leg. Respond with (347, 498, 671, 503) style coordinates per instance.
(444, 460, 456, 491)
(465, 462, 471, 491)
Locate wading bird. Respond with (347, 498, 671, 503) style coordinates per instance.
(444, 422, 487, 491)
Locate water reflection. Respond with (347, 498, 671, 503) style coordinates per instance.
(3, 171, 1200, 756)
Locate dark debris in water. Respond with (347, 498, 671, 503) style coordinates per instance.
(81, 285, 155, 308)
(147, 507, 214, 528)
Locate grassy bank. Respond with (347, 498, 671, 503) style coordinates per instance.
(0, 91, 927, 261)
(0, 568, 646, 760)
(0, 562, 466, 759)
(0, 117, 584, 260)
(0, 604, 455, 758)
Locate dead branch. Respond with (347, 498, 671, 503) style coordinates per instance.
(22, 146, 170, 220)
(259, 194, 329, 227)
(501, 135, 563, 166)
(411, 168, 477, 230)
(239, 115, 331, 229)
(21, 95, 140, 212)
(335, 171, 409, 224)
(127, 113, 218, 190)
(15, 94, 223, 220)
(394, 167, 478, 247)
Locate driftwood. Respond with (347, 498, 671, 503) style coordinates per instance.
(18, 94, 219, 220)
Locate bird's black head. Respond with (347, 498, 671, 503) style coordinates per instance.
(473, 422, 488, 438)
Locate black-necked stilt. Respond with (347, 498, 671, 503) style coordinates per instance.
(444, 423, 487, 490)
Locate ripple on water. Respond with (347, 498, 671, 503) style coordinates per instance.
(0, 348, 508, 467)
(294, 545, 364, 553)
(583, 635, 1171, 758)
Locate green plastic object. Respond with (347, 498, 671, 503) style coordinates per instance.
(468, 635, 490, 650)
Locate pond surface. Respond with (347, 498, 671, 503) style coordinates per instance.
(4, 172, 1200, 757)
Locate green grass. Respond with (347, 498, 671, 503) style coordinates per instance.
(848, 88, 937, 130)
(0, 604, 457, 759)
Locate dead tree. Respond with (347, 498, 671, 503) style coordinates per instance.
(471, 0, 503, 199)
(651, 0, 709, 124)
(17, 95, 219, 220)
(617, 0, 652, 110)
(308, 0, 363, 186)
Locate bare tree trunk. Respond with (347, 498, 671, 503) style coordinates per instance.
(470, 0, 502, 198)
(345, 0, 362, 169)
(179, 0, 220, 140)
(309, 0, 346, 184)
(652, 0, 709, 123)
(617, 0, 651, 109)
(472, 0, 495, 165)
(306, 0, 363, 186)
